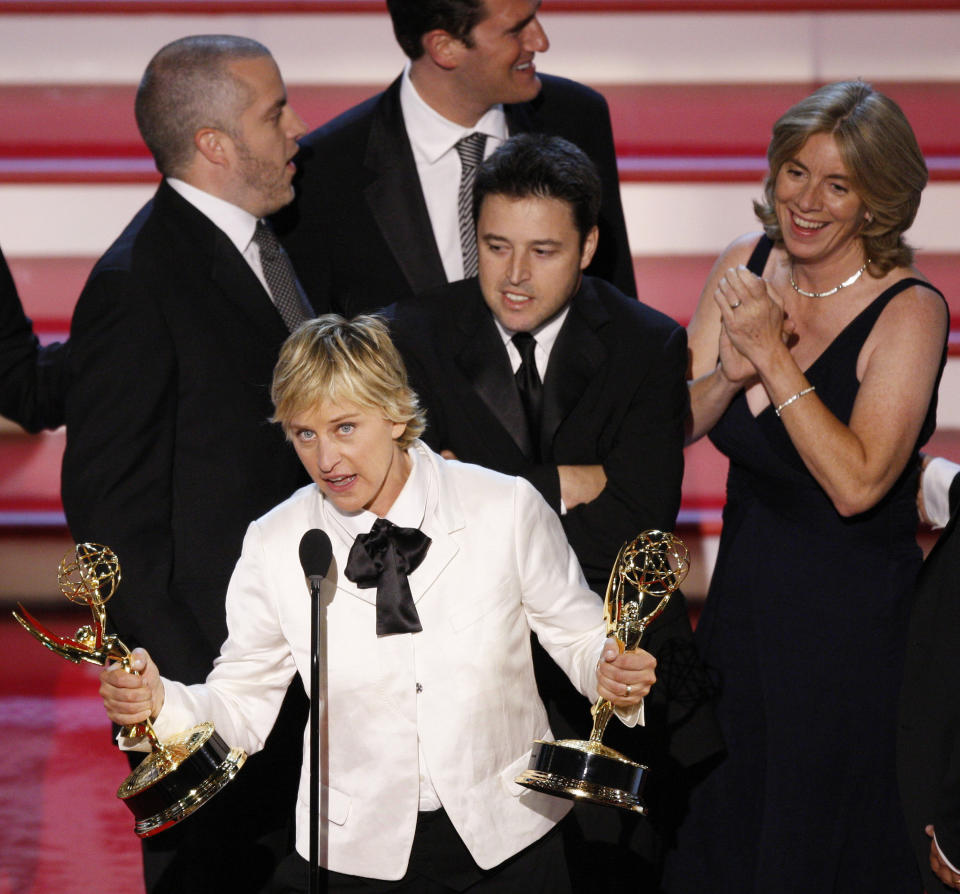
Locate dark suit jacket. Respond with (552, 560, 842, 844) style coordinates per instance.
(61, 181, 312, 891)
(273, 74, 635, 315)
(391, 275, 723, 788)
(63, 182, 313, 680)
(0, 244, 68, 432)
(393, 275, 684, 587)
(898, 472, 960, 892)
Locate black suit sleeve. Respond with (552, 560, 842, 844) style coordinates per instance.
(928, 517, 960, 873)
(0, 244, 68, 432)
(62, 268, 212, 683)
(527, 77, 636, 298)
(948, 471, 960, 520)
(561, 324, 687, 584)
(581, 90, 636, 299)
(936, 753, 960, 873)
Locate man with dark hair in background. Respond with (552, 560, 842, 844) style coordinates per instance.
(274, 0, 635, 316)
(391, 133, 722, 890)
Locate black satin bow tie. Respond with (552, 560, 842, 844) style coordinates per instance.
(344, 518, 431, 636)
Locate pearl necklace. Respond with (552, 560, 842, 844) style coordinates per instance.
(790, 259, 870, 298)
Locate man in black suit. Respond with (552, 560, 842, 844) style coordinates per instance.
(0, 243, 66, 431)
(391, 134, 722, 890)
(61, 36, 319, 893)
(273, 0, 635, 316)
(900, 456, 960, 891)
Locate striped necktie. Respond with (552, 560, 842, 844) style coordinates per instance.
(454, 133, 487, 279)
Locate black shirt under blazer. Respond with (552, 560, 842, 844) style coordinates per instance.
(273, 74, 636, 315)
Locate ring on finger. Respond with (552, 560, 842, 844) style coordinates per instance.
(625, 683, 631, 698)
(730, 299, 742, 309)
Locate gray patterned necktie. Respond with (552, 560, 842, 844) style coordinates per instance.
(454, 133, 488, 279)
(253, 220, 311, 332)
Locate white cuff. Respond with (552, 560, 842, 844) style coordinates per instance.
(923, 457, 960, 529)
(116, 730, 153, 753)
(935, 830, 960, 875)
(615, 699, 645, 728)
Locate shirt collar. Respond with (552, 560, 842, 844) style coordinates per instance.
(167, 178, 258, 256)
(399, 62, 508, 166)
(492, 302, 571, 359)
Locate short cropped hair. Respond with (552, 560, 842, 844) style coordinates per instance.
(135, 34, 270, 178)
(473, 133, 602, 245)
(271, 315, 426, 450)
(754, 80, 928, 274)
(386, 0, 485, 59)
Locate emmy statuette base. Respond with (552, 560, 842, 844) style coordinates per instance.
(117, 722, 247, 837)
(515, 739, 648, 814)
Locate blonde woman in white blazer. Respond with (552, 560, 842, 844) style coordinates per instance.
(100, 316, 655, 892)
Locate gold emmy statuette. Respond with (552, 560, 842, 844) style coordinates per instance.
(515, 529, 689, 813)
(12, 543, 247, 837)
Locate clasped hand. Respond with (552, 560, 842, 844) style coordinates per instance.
(595, 637, 656, 706)
(99, 647, 165, 727)
(714, 265, 792, 383)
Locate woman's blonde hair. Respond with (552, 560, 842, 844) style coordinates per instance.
(271, 314, 425, 449)
(753, 80, 928, 275)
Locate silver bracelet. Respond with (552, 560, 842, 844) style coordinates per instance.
(775, 386, 815, 418)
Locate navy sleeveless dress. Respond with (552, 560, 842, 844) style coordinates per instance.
(664, 237, 945, 893)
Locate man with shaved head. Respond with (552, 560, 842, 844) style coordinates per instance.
(61, 35, 320, 893)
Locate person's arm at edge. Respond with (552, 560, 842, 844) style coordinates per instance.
(0, 243, 68, 431)
(685, 233, 764, 445)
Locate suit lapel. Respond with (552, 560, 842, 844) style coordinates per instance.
(363, 80, 447, 297)
(452, 286, 534, 458)
(541, 280, 608, 457)
(407, 522, 458, 605)
(504, 96, 541, 138)
(407, 445, 461, 604)
(156, 182, 290, 344)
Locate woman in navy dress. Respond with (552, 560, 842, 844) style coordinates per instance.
(665, 81, 948, 893)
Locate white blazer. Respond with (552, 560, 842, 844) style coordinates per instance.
(154, 443, 613, 879)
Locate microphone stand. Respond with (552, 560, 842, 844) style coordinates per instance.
(299, 528, 331, 894)
(308, 571, 324, 894)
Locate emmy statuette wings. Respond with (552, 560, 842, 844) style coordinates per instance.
(515, 529, 690, 814)
(12, 543, 247, 837)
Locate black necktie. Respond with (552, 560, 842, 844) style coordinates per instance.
(512, 331, 543, 459)
(252, 220, 311, 332)
(454, 133, 487, 278)
(344, 518, 431, 636)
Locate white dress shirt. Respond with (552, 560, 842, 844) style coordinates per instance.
(167, 177, 273, 297)
(493, 305, 570, 382)
(399, 64, 508, 283)
(321, 447, 443, 811)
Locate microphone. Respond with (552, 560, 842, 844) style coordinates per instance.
(298, 528, 332, 894)
(299, 528, 333, 583)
